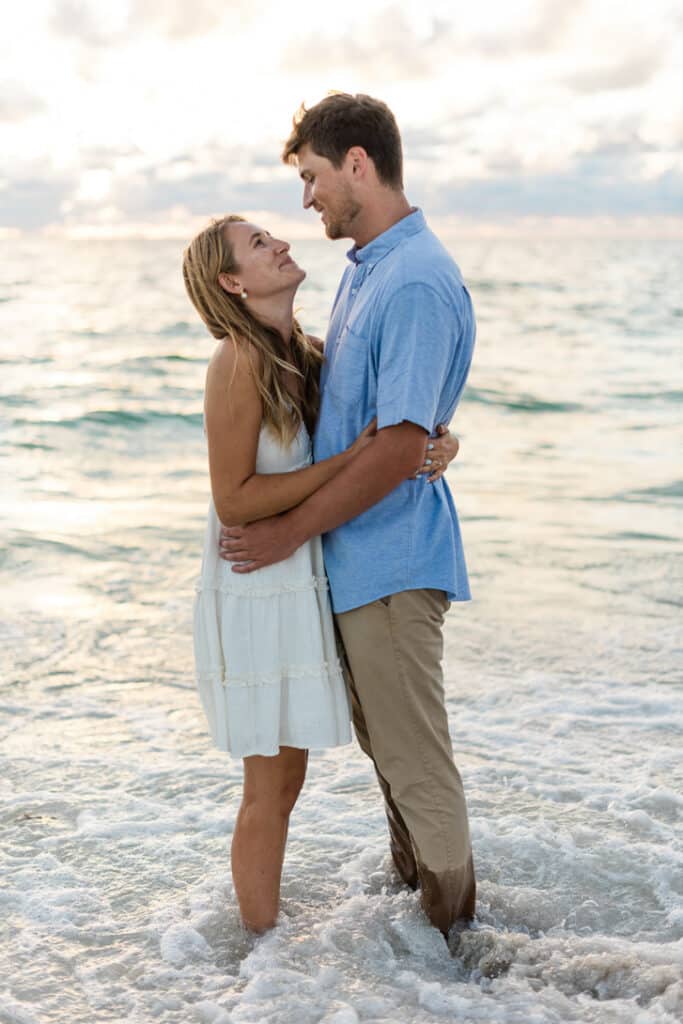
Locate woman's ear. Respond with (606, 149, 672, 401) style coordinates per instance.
(218, 272, 242, 295)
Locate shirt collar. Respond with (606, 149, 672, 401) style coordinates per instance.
(346, 207, 425, 267)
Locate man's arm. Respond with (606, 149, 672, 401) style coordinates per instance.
(292, 420, 425, 537)
(220, 420, 426, 572)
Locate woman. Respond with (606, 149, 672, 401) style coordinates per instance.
(182, 215, 459, 934)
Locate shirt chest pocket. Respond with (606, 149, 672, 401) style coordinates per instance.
(327, 326, 376, 406)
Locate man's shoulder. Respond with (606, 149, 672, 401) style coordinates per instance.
(381, 229, 465, 302)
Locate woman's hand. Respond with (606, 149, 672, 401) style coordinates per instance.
(347, 417, 378, 458)
(415, 423, 459, 483)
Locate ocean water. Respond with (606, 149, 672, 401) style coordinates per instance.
(1, 234, 681, 1024)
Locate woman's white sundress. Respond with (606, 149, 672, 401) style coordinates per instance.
(193, 421, 352, 758)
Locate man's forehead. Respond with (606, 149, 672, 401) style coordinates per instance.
(295, 144, 328, 172)
(295, 143, 313, 163)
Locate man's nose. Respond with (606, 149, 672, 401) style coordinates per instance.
(303, 182, 313, 209)
(274, 238, 289, 253)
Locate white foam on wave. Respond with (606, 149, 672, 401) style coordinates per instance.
(159, 922, 213, 967)
(1, 659, 682, 1024)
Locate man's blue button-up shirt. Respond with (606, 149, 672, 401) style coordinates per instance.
(313, 208, 476, 614)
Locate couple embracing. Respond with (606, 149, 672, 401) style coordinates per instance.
(182, 93, 476, 948)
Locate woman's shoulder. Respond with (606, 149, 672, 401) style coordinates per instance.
(207, 335, 262, 382)
(204, 336, 262, 427)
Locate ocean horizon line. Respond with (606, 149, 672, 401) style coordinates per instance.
(2, 213, 683, 243)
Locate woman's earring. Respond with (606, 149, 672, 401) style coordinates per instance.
(240, 289, 248, 299)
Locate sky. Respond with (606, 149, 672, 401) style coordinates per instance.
(1, 0, 682, 238)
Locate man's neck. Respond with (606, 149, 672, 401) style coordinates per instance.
(351, 191, 413, 250)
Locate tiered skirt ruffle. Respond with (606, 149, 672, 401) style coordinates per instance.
(193, 571, 352, 757)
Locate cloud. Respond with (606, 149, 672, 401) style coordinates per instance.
(405, 106, 683, 218)
(78, 144, 144, 168)
(4, 2, 680, 233)
(5, 76, 682, 233)
(0, 82, 46, 123)
(475, 0, 584, 55)
(49, 0, 260, 46)
(280, 1, 588, 79)
(579, 127, 659, 161)
(4, 147, 681, 235)
(49, 0, 120, 47)
(108, 161, 300, 220)
(0, 136, 292, 231)
(0, 172, 78, 229)
(402, 102, 494, 148)
(37, 143, 301, 232)
(565, 46, 665, 93)
(415, 164, 683, 218)
(280, 7, 455, 80)
(126, 0, 236, 40)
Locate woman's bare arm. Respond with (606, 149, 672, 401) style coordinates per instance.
(204, 339, 363, 527)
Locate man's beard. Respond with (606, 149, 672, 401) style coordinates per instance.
(324, 189, 362, 240)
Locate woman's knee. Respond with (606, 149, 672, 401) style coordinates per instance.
(278, 752, 307, 816)
(242, 748, 306, 818)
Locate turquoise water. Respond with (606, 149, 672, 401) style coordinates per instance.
(1, 236, 681, 1023)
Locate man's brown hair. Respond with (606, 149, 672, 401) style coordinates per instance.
(281, 92, 403, 189)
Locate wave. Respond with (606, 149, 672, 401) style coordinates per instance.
(0, 356, 52, 365)
(608, 530, 679, 542)
(627, 480, 683, 500)
(1, 394, 34, 407)
(8, 409, 203, 429)
(157, 321, 203, 337)
(464, 387, 582, 413)
(469, 280, 566, 293)
(70, 321, 203, 340)
(5, 535, 111, 560)
(617, 390, 683, 402)
(114, 355, 207, 372)
(596, 480, 683, 504)
(12, 442, 57, 451)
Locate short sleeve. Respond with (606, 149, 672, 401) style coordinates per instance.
(375, 283, 456, 433)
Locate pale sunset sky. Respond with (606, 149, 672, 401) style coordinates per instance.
(1, 0, 682, 238)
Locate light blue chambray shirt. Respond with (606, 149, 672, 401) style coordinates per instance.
(313, 208, 476, 614)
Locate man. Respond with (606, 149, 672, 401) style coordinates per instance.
(220, 93, 476, 942)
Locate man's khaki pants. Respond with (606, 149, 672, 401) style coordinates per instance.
(335, 588, 475, 938)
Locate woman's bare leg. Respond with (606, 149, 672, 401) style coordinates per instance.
(231, 745, 308, 933)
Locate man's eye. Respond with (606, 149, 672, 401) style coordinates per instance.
(255, 237, 265, 246)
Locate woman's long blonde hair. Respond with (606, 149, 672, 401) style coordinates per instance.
(182, 215, 322, 443)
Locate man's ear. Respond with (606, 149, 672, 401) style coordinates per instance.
(345, 146, 368, 178)
(218, 272, 242, 295)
